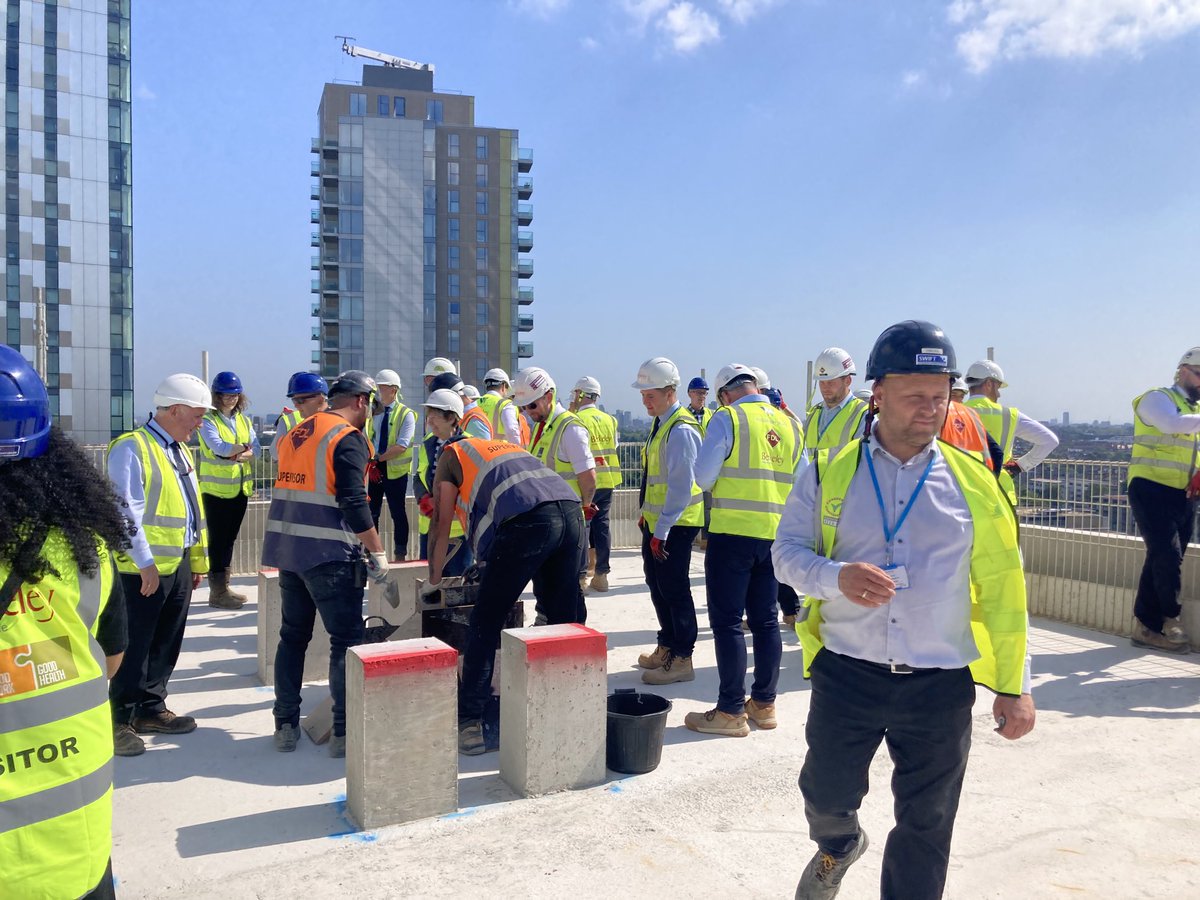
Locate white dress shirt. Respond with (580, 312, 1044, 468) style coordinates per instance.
(1135, 386, 1200, 434)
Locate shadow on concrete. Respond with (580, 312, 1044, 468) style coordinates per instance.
(175, 796, 358, 858)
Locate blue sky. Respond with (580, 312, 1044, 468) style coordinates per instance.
(131, 1, 1200, 425)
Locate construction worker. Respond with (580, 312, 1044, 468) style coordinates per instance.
(686, 376, 713, 433)
(423, 357, 457, 391)
(805, 347, 870, 457)
(513, 366, 595, 620)
(950, 376, 968, 403)
(107, 373, 211, 757)
(413, 390, 471, 576)
(687, 364, 802, 737)
(631, 358, 705, 686)
(364, 369, 416, 563)
(262, 371, 391, 759)
(419, 389, 584, 755)
(1127, 348, 1200, 653)
(965, 359, 1059, 506)
(574, 376, 622, 592)
(0, 346, 131, 899)
(197, 371, 258, 610)
(271, 373, 329, 461)
(940, 395, 1002, 473)
(429, 371, 492, 439)
(775, 320, 1034, 900)
(477, 367, 527, 445)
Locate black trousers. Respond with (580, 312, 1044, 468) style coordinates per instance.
(81, 859, 115, 900)
(1129, 476, 1196, 632)
(800, 651, 975, 900)
(200, 492, 248, 572)
(369, 473, 410, 558)
(110, 556, 193, 724)
(778, 582, 800, 617)
(641, 522, 699, 656)
(587, 487, 614, 574)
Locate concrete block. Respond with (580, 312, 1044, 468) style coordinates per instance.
(366, 561, 426, 641)
(346, 638, 459, 828)
(302, 695, 333, 746)
(499, 624, 608, 798)
(256, 569, 330, 686)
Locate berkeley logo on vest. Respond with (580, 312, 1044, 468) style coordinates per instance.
(916, 348, 948, 366)
(0, 636, 79, 699)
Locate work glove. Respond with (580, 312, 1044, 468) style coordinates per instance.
(1188, 472, 1200, 500)
(419, 579, 441, 603)
(1003, 460, 1022, 477)
(366, 459, 383, 484)
(583, 503, 599, 521)
(650, 536, 669, 562)
(637, 515, 645, 529)
(364, 551, 391, 585)
(418, 494, 435, 517)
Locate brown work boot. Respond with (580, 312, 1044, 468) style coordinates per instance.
(458, 721, 486, 756)
(589, 572, 610, 592)
(744, 697, 778, 729)
(579, 574, 589, 594)
(642, 653, 694, 685)
(1163, 616, 1190, 645)
(637, 644, 670, 669)
(132, 709, 197, 735)
(1132, 619, 1190, 654)
(113, 723, 145, 757)
(684, 707, 749, 737)
(588, 548, 597, 577)
(207, 570, 245, 610)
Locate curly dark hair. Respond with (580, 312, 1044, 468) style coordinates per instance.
(0, 426, 134, 583)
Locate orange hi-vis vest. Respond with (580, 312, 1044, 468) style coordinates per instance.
(940, 401, 994, 471)
(460, 405, 494, 438)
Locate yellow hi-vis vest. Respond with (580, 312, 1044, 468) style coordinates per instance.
(530, 407, 585, 497)
(1130, 388, 1200, 489)
(577, 406, 623, 490)
(413, 433, 465, 539)
(365, 402, 416, 478)
(795, 439, 1028, 696)
(476, 392, 520, 444)
(277, 409, 303, 439)
(107, 428, 210, 576)
(197, 411, 255, 498)
(0, 534, 116, 898)
(688, 406, 713, 436)
(641, 405, 703, 532)
(965, 396, 1020, 506)
(709, 400, 802, 539)
(803, 396, 868, 455)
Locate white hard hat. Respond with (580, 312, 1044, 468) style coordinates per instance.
(1179, 348, 1200, 367)
(423, 389, 464, 417)
(423, 357, 457, 378)
(814, 347, 856, 381)
(483, 367, 510, 385)
(574, 375, 602, 397)
(511, 366, 555, 407)
(951, 377, 969, 394)
(853, 388, 873, 402)
(714, 363, 756, 392)
(631, 357, 681, 390)
(374, 369, 401, 388)
(153, 373, 213, 410)
(749, 367, 771, 390)
(463, 384, 480, 400)
(965, 360, 1007, 387)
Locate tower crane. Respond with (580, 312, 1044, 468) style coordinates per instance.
(337, 36, 435, 74)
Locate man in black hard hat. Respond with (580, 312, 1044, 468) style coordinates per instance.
(773, 320, 1036, 900)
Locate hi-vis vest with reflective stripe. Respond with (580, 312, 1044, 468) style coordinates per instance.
(460, 404, 494, 440)
(107, 428, 210, 576)
(478, 392, 530, 446)
(688, 406, 713, 436)
(262, 412, 362, 572)
(0, 534, 115, 898)
(365, 402, 416, 478)
(197, 411, 254, 498)
(940, 401, 994, 471)
(1130, 388, 1200, 489)
(277, 409, 303, 438)
(414, 432, 464, 539)
(803, 396, 868, 456)
(530, 407, 586, 497)
(577, 406, 623, 490)
(641, 405, 703, 532)
(795, 439, 1028, 696)
(710, 400, 802, 539)
(965, 396, 1020, 505)
(446, 438, 579, 560)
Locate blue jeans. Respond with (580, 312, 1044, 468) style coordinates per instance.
(274, 561, 366, 737)
(419, 531, 472, 577)
(703, 532, 782, 714)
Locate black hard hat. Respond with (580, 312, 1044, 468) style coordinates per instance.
(327, 369, 377, 398)
(865, 320, 959, 380)
(428, 372, 465, 394)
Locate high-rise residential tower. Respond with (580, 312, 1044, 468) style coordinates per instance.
(2, 0, 133, 442)
(311, 49, 533, 395)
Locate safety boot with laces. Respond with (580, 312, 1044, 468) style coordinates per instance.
(795, 830, 869, 899)
(641, 653, 694, 685)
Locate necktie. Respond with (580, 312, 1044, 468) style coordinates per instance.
(378, 407, 390, 454)
(639, 416, 661, 509)
(170, 441, 202, 548)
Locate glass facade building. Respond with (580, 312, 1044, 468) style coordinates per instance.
(312, 61, 533, 395)
(2, 0, 132, 442)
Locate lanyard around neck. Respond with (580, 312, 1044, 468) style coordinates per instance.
(865, 445, 935, 565)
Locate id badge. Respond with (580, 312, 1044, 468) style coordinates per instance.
(884, 564, 910, 590)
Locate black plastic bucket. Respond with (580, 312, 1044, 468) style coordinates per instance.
(606, 688, 672, 775)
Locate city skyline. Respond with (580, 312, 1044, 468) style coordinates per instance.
(126, 2, 1198, 429)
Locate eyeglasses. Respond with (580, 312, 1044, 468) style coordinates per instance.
(521, 400, 540, 412)
(293, 394, 321, 403)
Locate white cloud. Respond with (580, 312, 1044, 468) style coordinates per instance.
(901, 69, 925, 88)
(621, 0, 673, 30)
(510, 0, 571, 16)
(716, 0, 784, 24)
(659, 2, 721, 52)
(134, 84, 157, 101)
(580, 35, 601, 50)
(948, 0, 1200, 73)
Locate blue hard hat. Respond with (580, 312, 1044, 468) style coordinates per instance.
(287, 372, 329, 398)
(687, 377, 709, 391)
(212, 371, 243, 394)
(0, 345, 52, 463)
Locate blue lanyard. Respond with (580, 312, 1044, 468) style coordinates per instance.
(865, 446, 935, 565)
